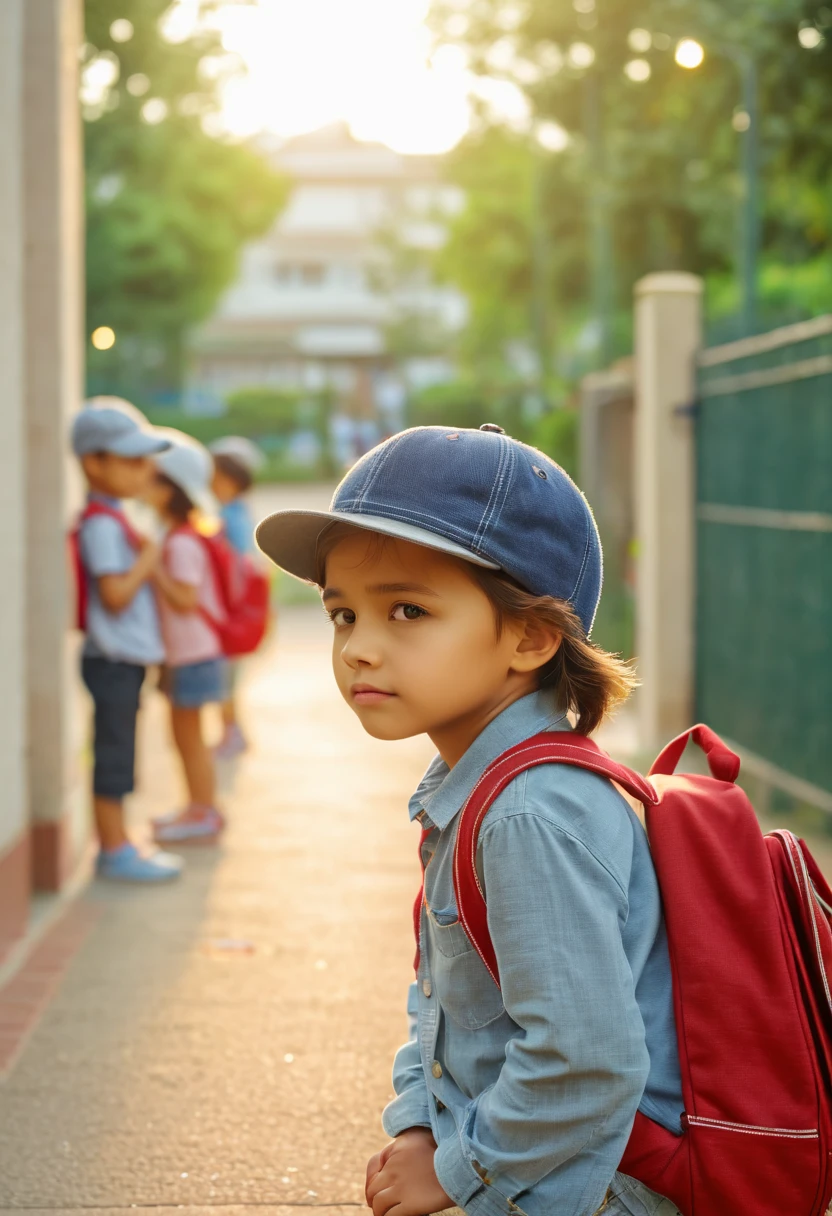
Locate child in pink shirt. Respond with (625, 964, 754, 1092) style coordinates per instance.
(146, 430, 226, 844)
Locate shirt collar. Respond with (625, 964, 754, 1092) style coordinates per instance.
(408, 688, 569, 829)
(87, 490, 122, 508)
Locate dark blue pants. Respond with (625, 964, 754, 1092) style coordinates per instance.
(81, 657, 145, 800)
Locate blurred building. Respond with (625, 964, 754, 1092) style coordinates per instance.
(0, 1, 88, 967)
(186, 123, 467, 424)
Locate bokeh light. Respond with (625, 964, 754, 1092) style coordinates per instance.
(141, 98, 169, 125)
(535, 120, 570, 152)
(798, 26, 824, 48)
(628, 29, 652, 54)
(675, 39, 705, 69)
(567, 42, 596, 69)
(126, 73, 150, 97)
(732, 109, 751, 132)
(625, 59, 652, 82)
(110, 19, 134, 43)
(91, 327, 116, 351)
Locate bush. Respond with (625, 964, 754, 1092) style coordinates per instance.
(224, 386, 304, 436)
(407, 380, 494, 432)
(528, 407, 578, 480)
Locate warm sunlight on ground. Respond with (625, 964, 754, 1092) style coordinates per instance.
(196, 0, 521, 153)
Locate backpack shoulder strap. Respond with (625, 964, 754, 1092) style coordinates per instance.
(453, 731, 659, 987)
(78, 500, 141, 550)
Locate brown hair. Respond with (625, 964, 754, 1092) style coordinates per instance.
(466, 566, 637, 736)
(315, 522, 636, 735)
(214, 452, 253, 493)
(155, 473, 194, 523)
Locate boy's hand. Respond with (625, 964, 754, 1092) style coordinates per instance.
(365, 1127, 452, 1216)
(97, 540, 160, 613)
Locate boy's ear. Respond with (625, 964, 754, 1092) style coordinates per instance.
(510, 619, 561, 674)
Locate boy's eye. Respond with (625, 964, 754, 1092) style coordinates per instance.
(391, 602, 427, 622)
(329, 607, 355, 628)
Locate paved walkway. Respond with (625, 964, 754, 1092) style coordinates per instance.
(0, 604, 434, 1215)
(1, 480, 830, 1215)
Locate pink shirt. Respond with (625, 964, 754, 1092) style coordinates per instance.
(159, 530, 224, 667)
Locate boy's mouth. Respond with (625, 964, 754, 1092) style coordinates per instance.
(351, 683, 396, 705)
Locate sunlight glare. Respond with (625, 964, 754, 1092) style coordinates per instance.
(207, 0, 483, 153)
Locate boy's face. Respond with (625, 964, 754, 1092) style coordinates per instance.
(212, 467, 240, 504)
(324, 532, 546, 762)
(81, 452, 153, 499)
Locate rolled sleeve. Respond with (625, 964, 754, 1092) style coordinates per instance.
(434, 1129, 506, 1215)
(80, 516, 132, 577)
(381, 983, 433, 1138)
(451, 812, 650, 1213)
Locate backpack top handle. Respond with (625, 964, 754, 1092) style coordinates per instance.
(649, 724, 741, 783)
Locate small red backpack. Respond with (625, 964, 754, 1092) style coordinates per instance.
(168, 524, 270, 658)
(70, 501, 141, 630)
(431, 725, 832, 1216)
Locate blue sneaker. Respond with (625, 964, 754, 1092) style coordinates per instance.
(96, 843, 183, 883)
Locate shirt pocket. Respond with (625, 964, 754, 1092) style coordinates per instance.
(427, 905, 506, 1030)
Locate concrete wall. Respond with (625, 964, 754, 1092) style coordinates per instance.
(24, 0, 86, 891)
(0, 0, 30, 957)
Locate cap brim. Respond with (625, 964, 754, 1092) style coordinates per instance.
(255, 510, 500, 583)
(109, 431, 172, 457)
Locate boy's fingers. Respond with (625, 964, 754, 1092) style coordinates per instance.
(371, 1185, 399, 1216)
(365, 1154, 383, 1205)
(366, 1163, 391, 1206)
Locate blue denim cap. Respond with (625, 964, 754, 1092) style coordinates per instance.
(256, 424, 603, 635)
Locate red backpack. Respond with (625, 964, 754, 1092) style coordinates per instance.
(168, 524, 270, 658)
(431, 724, 832, 1216)
(70, 501, 141, 631)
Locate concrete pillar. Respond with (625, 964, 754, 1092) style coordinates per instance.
(0, 0, 30, 959)
(23, 0, 86, 890)
(634, 273, 703, 751)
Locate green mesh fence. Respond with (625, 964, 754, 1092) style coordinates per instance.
(696, 318, 832, 795)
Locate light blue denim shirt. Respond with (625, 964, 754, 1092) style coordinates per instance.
(382, 690, 683, 1216)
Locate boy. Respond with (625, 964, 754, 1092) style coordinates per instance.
(209, 436, 264, 757)
(255, 425, 683, 1216)
(72, 398, 183, 882)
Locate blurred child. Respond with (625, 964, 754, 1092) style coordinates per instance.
(209, 436, 264, 758)
(71, 398, 183, 883)
(146, 431, 226, 845)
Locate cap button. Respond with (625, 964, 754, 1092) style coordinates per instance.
(479, 423, 505, 434)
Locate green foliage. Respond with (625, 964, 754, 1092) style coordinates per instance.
(407, 379, 496, 431)
(84, 0, 287, 400)
(430, 0, 832, 363)
(224, 387, 304, 437)
(528, 406, 578, 481)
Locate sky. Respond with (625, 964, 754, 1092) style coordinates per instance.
(193, 0, 529, 154)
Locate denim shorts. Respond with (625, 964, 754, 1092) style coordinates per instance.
(162, 657, 227, 708)
(81, 657, 145, 799)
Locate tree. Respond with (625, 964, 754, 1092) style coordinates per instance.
(84, 0, 287, 401)
(430, 0, 832, 358)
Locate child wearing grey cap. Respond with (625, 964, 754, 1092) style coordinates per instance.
(71, 397, 183, 883)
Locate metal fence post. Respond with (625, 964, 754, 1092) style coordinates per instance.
(634, 273, 703, 751)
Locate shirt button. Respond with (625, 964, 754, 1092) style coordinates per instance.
(435, 1098, 445, 1112)
(431, 1060, 443, 1079)
(422, 978, 432, 997)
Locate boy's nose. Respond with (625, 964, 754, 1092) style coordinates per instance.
(340, 624, 382, 670)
